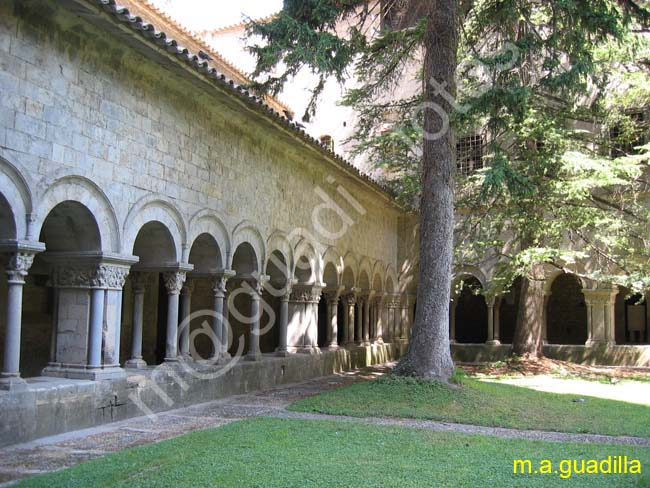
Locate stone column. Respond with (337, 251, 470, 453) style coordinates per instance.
(323, 287, 342, 350)
(485, 296, 500, 345)
(0, 253, 35, 390)
(344, 291, 357, 346)
(355, 296, 364, 344)
(493, 297, 501, 344)
(276, 285, 292, 357)
(87, 287, 105, 369)
(179, 279, 194, 360)
(308, 286, 322, 350)
(163, 271, 186, 362)
(211, 272, 233, 362)
(126, 272, 147, 368)
(246, 280, 264, 361)
(374, 295, 384, 343)
(449, 296, 457, 343)
(400, 297, 409, 341)
(362, 293, 372, 345)
(584, 287, 617, 346)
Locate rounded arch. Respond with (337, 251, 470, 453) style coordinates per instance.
(385, 264, 398, 293)
(293, 237, 320, 284)
(342, 251, 359, 288)
(544, 268, 587, 294)
(321, 247, 342, 287)
(358, 257, 372, 290)
(371, 260, 385, 292)
(230, 220, 265, 272)
(123, 195, 186, 261)
(188, 209, 230, 264)
(188, 233, 223, 273)
(454, 275, 488, 343)
(34, 175, 119, 252)
(0, 158, 32, 240)
(452, 266, 488, 293)
(547, 272, 588, 345)
(266, 230, 293, 274)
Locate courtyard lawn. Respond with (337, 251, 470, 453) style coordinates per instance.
(14, 418, 650, 488)
(288, 374, 650, 438)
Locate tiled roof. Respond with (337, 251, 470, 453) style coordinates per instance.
(113, 0, 291, 116)
(77, 0, 398, 205)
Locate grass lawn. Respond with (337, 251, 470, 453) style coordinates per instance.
(15, 418, 650, 488)
(289, 374, 650, 437)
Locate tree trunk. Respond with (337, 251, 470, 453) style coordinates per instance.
(394, 0, 457, 380)
(512, 275, 545, 358)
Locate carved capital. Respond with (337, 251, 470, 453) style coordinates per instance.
(163, 271, 186, 295)
(6, 252, 35, 282)
(212, 275, 229, 298)
(91, 265, 130, 289)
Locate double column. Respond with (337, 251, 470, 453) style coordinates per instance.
(485, 296, 501, 345)
(0, 249, 40, 390)
(211, 270, 235, 362)
(44, 257, 134, 380)
(342, 288, 358, 347)
(276, 278, 297, 357)
(323, 286, 344, 350)
(583, 286, 617, 346)
(245, 277, 267, 361)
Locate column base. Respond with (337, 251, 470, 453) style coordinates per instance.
(323, 344, 339, 351)
(42, 365, 126, 380)
(275, 349, 292, 357)
(245, 352, 262, 361)
(124, 358, 148, 369)
(0, 374, 27, 391)
(217, 353, 233, 365)
(164, 357, 180, 363)
(485, 340, 501, 346)
(296, 346, 320, 355)
(585, 340, 615, 347)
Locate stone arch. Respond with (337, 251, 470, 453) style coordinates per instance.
(385, 264, 398, 294)
(358, 257, 372, 291)
(34, 175, 119, 252)
(543, 268, 587, 294)
(188, 209, 231, 266)
(546, 272, 588, 345)
(452, 266, 487, 293)
(321, 247, 342, 287)
(230, 220, 265, 273)
(293, 237, 319, 284)
(342, 252, 358, 288)
(123, 195, 186, 262)
(266, 230, 293, 276)
(0, 157, 33, 240)
(371, 261, 385, 292)
(454, 274, 488, 344)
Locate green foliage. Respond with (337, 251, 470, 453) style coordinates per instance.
(248, 1, 650, 292)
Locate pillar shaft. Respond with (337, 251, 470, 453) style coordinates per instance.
(246, 282, 262, 360)
(1, 253, 34, 388)
(87, 288, 105, 368)
(126, 273, 146, 368)
(179, 280, 193, 359)
(163, 271, 186, 362)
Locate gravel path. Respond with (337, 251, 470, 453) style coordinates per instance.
(0, 363, 648, 486)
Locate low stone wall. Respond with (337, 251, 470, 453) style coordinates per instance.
(452, 343, 650, 368)
(0, 343, 405, 448)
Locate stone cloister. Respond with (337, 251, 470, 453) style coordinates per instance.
(0, 175, 413, 387)
(450, 270, 649, 351)
(0, 0, 648, 447)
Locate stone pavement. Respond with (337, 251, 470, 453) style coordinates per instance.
(1, 362, 649, 486)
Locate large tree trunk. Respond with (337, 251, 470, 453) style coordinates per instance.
(394, 0, 457, 380)
(512, 274, 545, 358)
